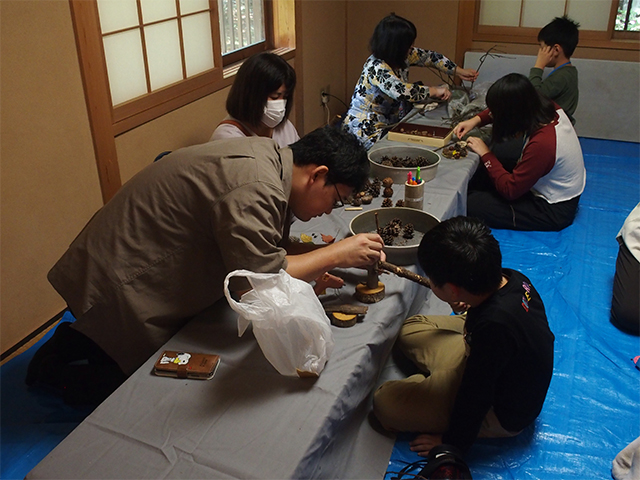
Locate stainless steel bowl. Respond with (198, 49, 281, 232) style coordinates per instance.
(368, 145, 440, 184)
(349, 207, 440, 265)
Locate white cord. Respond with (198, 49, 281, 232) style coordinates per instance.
(323, 103, 331, 126)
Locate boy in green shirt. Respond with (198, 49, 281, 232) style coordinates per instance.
(529, 15, 580, 124)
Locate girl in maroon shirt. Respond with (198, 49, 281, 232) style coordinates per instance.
(455, 73, 585, 231)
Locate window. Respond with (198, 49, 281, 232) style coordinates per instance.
(94, 0, 276, 112)
(477, 0, 611, 31)
(69, 0, 294, 203)
(458, 0, 639, 55)
(218, 0, 270, 65)
(97, 0, 219, 106)
(71, 0, 292, 136)
(616, 0, 640, 32)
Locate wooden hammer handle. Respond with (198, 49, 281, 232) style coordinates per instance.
(366, 264, 379, 289)
(378, 261, 431, 288)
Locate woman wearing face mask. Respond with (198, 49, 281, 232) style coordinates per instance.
(210, 52, 299, 148)
(211, 52, 343, 295)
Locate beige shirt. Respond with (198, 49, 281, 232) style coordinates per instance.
(48, 137, 293, 375)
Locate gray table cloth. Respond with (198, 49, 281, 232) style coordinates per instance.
(27, 106, 479, 480)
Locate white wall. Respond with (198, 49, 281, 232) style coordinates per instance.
(464, 52, 640, 143)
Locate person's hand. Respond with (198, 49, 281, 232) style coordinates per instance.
(456, 67, 479, 82)
(465, 136, 491, 157)
(535, 44, 556, 69)
(450, 301, 470, 314)
(453, 117, 480, 140)
(331, 233, 384, 269)
(313, 272, 344, 295)
(429, 85, 451, 101)
(410, 433, 443, 457)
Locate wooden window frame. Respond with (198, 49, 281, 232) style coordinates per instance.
(457, 0, 638, 57)
(69, 0, 294, 203)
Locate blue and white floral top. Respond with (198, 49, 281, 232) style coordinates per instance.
(343, 47, 457, 149)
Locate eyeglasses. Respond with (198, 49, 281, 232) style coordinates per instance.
(333, 183, 345, 208)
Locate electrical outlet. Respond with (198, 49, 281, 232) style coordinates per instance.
(320, 85, 330, 106)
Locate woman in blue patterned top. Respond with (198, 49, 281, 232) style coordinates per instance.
(343, 14, 478, 149)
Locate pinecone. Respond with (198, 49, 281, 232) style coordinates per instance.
(366, 178, 382, 198)
(395, 199, 405, 207)
(402, 223, 415, 239)
(381, 233, 395, 246)
(381, 198, 393, 207)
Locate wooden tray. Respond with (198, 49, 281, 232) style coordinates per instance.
(387, 122, 453, 147)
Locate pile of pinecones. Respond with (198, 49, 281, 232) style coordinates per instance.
(348, 178, 383, 206)
(379, 218, 415, 246)
(380, 155, 431, 168)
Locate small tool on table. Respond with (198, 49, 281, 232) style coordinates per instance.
(354, 213, 430, 303)
(354, 212, 386, 303)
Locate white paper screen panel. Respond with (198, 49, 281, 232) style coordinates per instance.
(479, 0, 611, 30)
(97, 0, 139, 34)
(103, 30, 147, 105)
(479, 0, 522, 27)
(140, 0, 177, 23)
(183, 13, 215, 77)
(145, 20, 183, 91)
(181, 0, 211, 15)
(97, 0, 217, 106)
(567, 0, 611, 30)
(521, 0, 565, 28)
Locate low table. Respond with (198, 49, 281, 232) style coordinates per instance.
(27, 108, 478, 480)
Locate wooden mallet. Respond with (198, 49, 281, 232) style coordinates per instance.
(354, 212, 386, 303)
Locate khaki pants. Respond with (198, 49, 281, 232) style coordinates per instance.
(373, 314, 520, 439)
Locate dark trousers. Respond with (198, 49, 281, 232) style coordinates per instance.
(467, 136, 579, 231)
(611, 240, 640, 334)
(26, 321, 127, 405)
(467, 189, 580, 231)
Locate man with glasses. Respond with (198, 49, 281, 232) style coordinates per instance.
(28, 126, 385, 405)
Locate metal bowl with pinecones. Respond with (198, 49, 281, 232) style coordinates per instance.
(349, 207, 440, 265)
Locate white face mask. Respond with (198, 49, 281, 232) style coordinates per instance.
(262, 99, 287, 128)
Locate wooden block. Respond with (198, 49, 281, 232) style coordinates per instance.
(354, 281, 385, 303)
(330, 312, 359, 328)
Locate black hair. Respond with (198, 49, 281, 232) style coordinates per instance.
(418, 216, 502, 295)
(369, 13, 417, 70)
(538, 15, 580, 58)
(226, 52, 296, 127)
(486, 73, 557, 141)
(289, 126, 370, 190)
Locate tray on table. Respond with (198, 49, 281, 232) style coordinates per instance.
(387, 122, 453, 148)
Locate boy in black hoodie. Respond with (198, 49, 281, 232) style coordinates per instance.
(373, 216, 554, 455)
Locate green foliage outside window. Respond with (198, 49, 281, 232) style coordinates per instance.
(616, 0, 640, 31)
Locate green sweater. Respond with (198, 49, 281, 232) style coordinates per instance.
(529, 64, 579, 124)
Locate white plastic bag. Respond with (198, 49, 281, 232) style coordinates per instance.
(223, 269, 335, 377)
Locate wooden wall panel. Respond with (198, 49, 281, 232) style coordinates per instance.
(1, 0, 102, 354)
